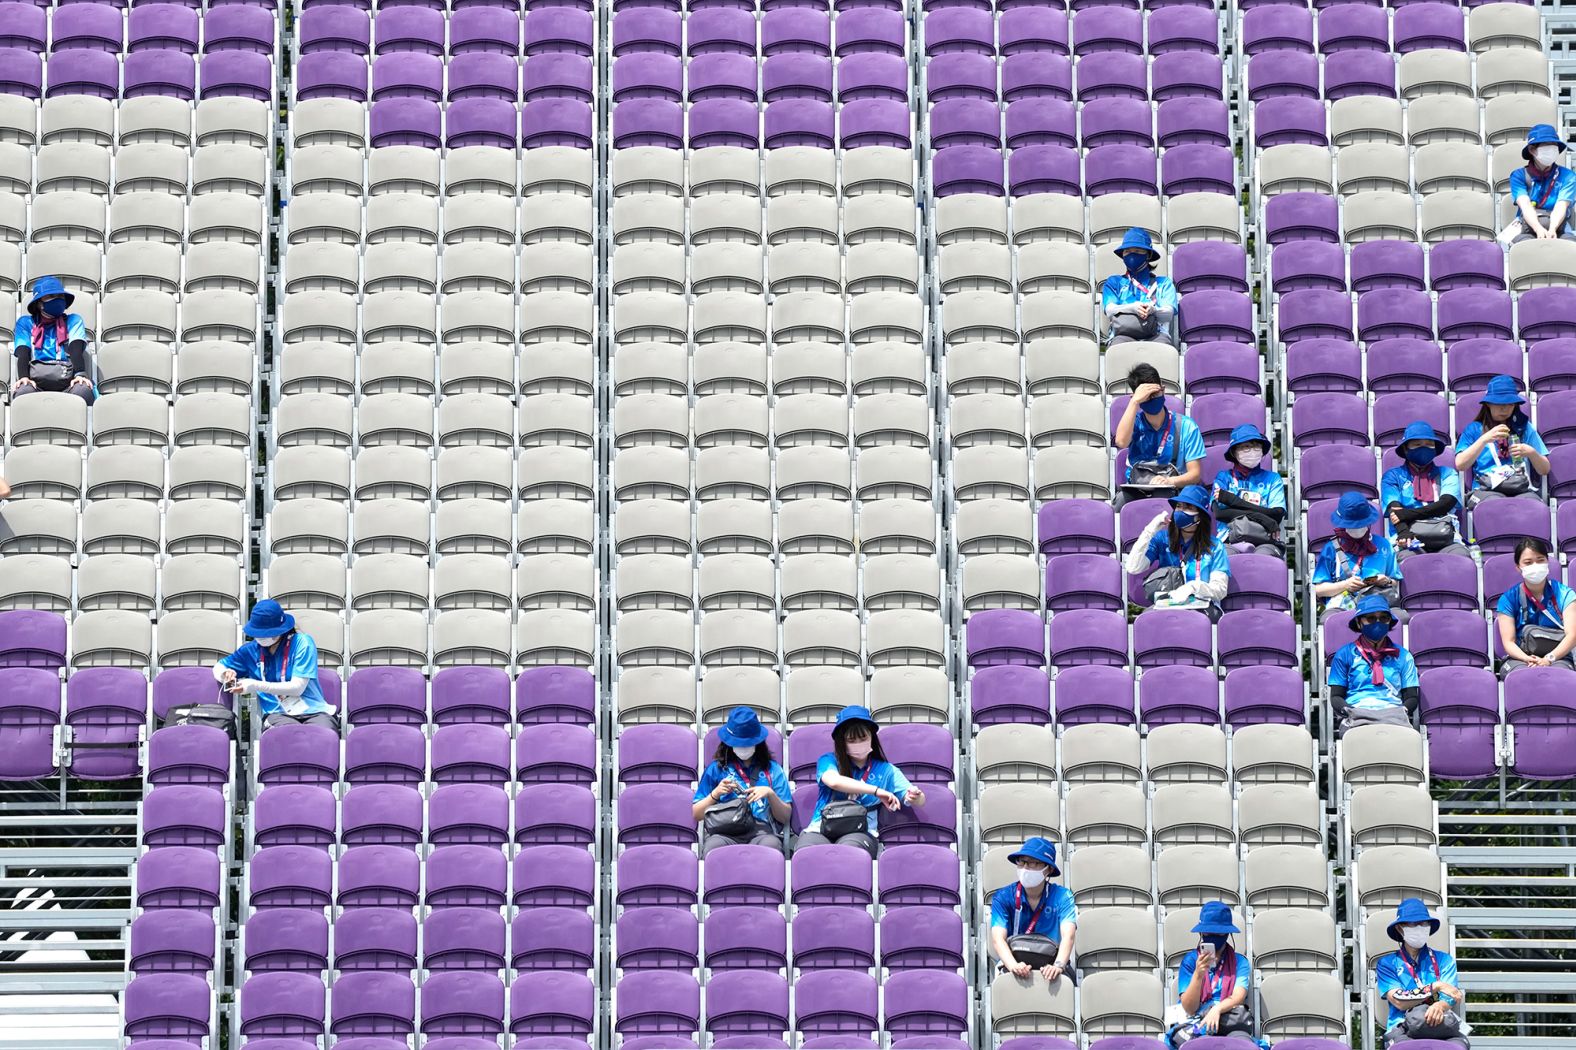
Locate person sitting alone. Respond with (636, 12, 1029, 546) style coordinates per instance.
(13, 276, 93, 405)
(1101, 227, 1179, 346)
(214, 600, 337, 730)
(1113, 362, 1205, 507)
(1327, 595, 1419, 736)
(1495, 537, 1576, 675)
(1166, 901, 1256, 1046)
(989, 837, 1078, 985)
(1312, 491, 1403, 618)
(1376, 898, 1468, 1047)
(1455, 375, 1549, 508)
(1124, 484, 1231, 620)
(1210, 423, 1285, 556)
(1509, 124, 1575, 242)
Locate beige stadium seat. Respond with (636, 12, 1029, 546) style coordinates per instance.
(1343, 191, 1419, 243)
(954, 497, 1034, 556)
(1021, 290, 1097, 343)
(1100, 342, 1179, 392)
(347, 552, 430, 611)
(519, 498, 595, 556)
(1145, 723, 1228, 784)
(1330, 96, 1405, 148)
(700, 552, 777, 611)
(844, 192, 917, 245)
(691, 194, 763, 246)
(1258, 972, 1347, 1042)
(40, 96, 112, 146)
(76, 553, 156, 613)
(521, 147, 595, 198)
(291, 99, 365, 150)
(1347, 784, 1439, 850)
(436, 498, 512, 556)
(1089, 194, 1160, 247)
(776, 498, 853, 555)
(1414, 142, 1491, 194)
(857, 498, 937, 555)
(1405, 95, 1483, 146)
(361, 342, 437, 396)
(434, 609, 512, 667)
(777, 553, 857, 612)
(514, 609, 594, 668)
(1076, 908, 1160, 972)
(1080, 970, 1164, 1039)
(693, 394, 768, 448)
(155, 609, 237, 668)
(1025, 337, 1101, 396)
(1470, 2, 1543, 51)
(1245, 844, 1331, 908)
(32, 190, 107, 244)
(1474, 46, 1550, 97)
(1247, 909, 1340, 974)
(1398, 48, 1472, 99)
(866, 609, 944, 668)
(1010, 192, 1084, 244)
(1032, 445, 1112, 500)
(1029, 393, 1105, 448)
(519, 446, 595, 502)
(442, 194, 512, 245)
(765, 147, 836, 198)
(694, 445, 770, 501)
(1065, 782, 1146, 847)
(960, 553, 1039, 612)
(1058, 723, 1141, 784)
(84, 445, 161, 501)
(36, 142, 109, 196)
(941, 290, 1016, 345)
(988, 972, 1076, 1039)
(974, 723, 1057, 786)
(189, 192, 264, 246)
(615, 498, 694, 555)
(842, 145, 914, 197)
(614, 666, 698, 725)
(1152, 783, 1234, 848)
(1509, 239, 1576, 290)
(0, 96, 35, 147)
(951, 445, 1030, 502)
(1258, 144, 1335, 196)
(978, 783, 1060, 848)
(1484, 93, 1557, 147)
(369, 146, 441, 198)
(781, 609, 862, 668)
(612, 146, 684, 198)
(272, 552, 353, 612)
(444, 145, 516, 197)
(855, 445, 933, 501)
(863, 552, 942, 612)
(611, 193, 683, 245)
(0, 553, 71, 612)
(1419, 190, 1496, 242)
(774, 393, 849, 448)
(1339, 724, 1426, 786)
(73, 609, 155, 668)
(1231, 724, 1317, 784)
(851, 341, 926, 396)
(169, 445, 249, 501)
(1157, 843, 1241, 907)
(697, 609, 776, 667)
(1238, 783, 1323, 849)
(616, 553, 694, 613)
(1335, 143, 1411, 195)
(869, 665, 949, 725)
(855, 393, 931, 448)
(1062, 844, 1151, 909)
(700, 666, 779, 726)
(849, 290, 924, 345)
(1165, 192, 1243, 244)
(938, 242, 1011, 295)
(784, 665, 862, 725)
(945, 341, 1023, 397)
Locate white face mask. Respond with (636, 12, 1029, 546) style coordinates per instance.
(255, 636, 281, 649)
(1522, 562, 1550, 586)
(731, 745, 757, 761)
(1344, 527, 1370, 539)
(1017, 868, 1047, 889)
(1235, 449, 1264, 470)
(1401, 926, 1431, 950)
(1535, 145, 1560, 167)
(845, 741, 873, 763)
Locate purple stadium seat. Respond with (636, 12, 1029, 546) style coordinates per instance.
(1318, 4, 1388, 53)
(1247, 49, 1319, 101)
(1162, 144, 1236, 197)
(0, 611, 67, 669)
(971, 663, 1053, 725)
(698, 843, 780, 910)
(884, 970, 969, 1038)
(331, 971, 417, 1037)
(1054, 665, 1136, 725)
(1156, 97, 1231, 149)
(1436, 287, 1515, 343)
(449, 52, 519, 100)
(1358, 288, 1435, 343)
(880, 905, 965, 970)
(129, 4, 199, 54)
(517, 666, 596, 725)
(126, 974, 214, 1041)
(523, 54, 594, 102)
(1072, 7, 1142, 56)
(1048, 609, 1127, 668)
(1148, 6, 1217, 54)
(240, 972, 325, 1038)
(1448, 339, 1522, 396)
(1292, 392, 1368, 448)
(337, 846, 420, 909)
(841, 98, 912, 148)
(764, 52, 834, 101)
(926, 7, 993, 56)
(1039, 498, 1118, 555)
(1191, 392, 1268, 446)
(511, 907, 595, 971)
(1084, 144, 1158, 196)
(520, 99, 594, 148)
(137, 845, 220, 911)
(705, 907, 788, 970)
(1470, 497, 1550, 557)
(794, 970, 879, 1038)
(513, 784, 596, 848)
(257, 723, 339, 786)
(930, 98, 1001, 149)
(1172, 243, 1249, 294)
(0, 668, 60, 779)
(525, 8, 594, 56)
(1538, 389, 1576, 447)
(1548, 445, 1576, 501)
(130, 909, 217, 974)
(0, 46, 42, 97)
(425, 844, 508, 909)
(793, 843, 873, 908)
(878, 783, 958, 848)
(1324, 49, 1395, 98)
(1399, 553, 1479, 612)
(343, 723, 424, 785)
(515, 845, 596, 910)
(50, 4, 123, 53)
(511, 723, 593, 786)
(998, 6, 1069, 54)
(1045, 554, 1123, 613)
(1505, 667, 1576, 779)
(1408, 610, 1490, 671)
(334, 908, 418, 971)
(1243, 6, 1314, 54)
(1286, 338, 1362, 395)
(761, 7, 830, 56)
(616, 725, 697, 786)
(610, 971, 698, 1038)
(301, 7, 371, 54)
(1218, 609, 1300, 671)
(345, 666, 426, 725)
(46, 48, 119, 97)
(430, 783, 509, 846)
(1529, 339, 1576, 393)
(1151, 52, 1224, 101)
(611, 8, 681, 56)
(1428, 239, 1505, 292)
(1005, 98, 1077, 149)
(878, 844, 962, 909)
(689, 98, 761, 149)
(0, 4, 45, 52)
(881, 724, 955, 786)
(1518, 287, 1576, 343)
(429, 666, 509, 725)
(1224, 665, 1307, 726)
(707, 971, 790, 1039)
(837, 8, 908, 56)
(1393, 3, 1466, 52)
(446, 98, 519, 148)
(451, 7, 520, 53)
(421, 971, 505, 1036)
(966, 608, 1046, 667)
(1278, 289, 1354, 343)
(144, 785, 225, 851)
(612, 54, 681, 102)
(1272, 240, 1345, 295)
(999, 1041, 1080, 1050)
(1139, 664, 1220, 724)
(688, 8, 755, 56)
(241, 908, 328, 973)
(687, 53, 757, 102)
(1133, 609, 1212, 668)
(201, 50, 274, 101)
(617, 783, 696, 849)
(1264, 192, 1340, 244)
(247, 846, 331, 910)
(1075, 51, 1146, 101)
(341, 784, 422, 848)
(375, 5, 444, 55)
(793, 905, 875, 969)
(147, 725, 229, 788)
(1298, 444, 1379, 500)
(1006, 146, 1078, 196)
(1367, 338, 1444, 395)
(1223, 555, 1292, 613)
(841, 53, 911, 103)
(1351, 240, 1426, 293)
(1419, 666, 1499, 780)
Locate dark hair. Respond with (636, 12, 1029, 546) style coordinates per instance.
(1514, 536, 1551, 564)
(1127, 363, 1162, 392)
(1168, 507, 1216, 560)
(832, 719, 888, 777)
(1475, 400, 1528, 437)
(713, 739, 776, 775)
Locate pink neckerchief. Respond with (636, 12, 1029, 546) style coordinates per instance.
(30, 314, 66, 353)
(1356, 634, 1399, 686)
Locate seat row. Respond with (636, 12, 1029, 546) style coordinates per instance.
(0, 2, 280, 56)
(0, 49, 277, 103)
(1243, 44, 1549, 102)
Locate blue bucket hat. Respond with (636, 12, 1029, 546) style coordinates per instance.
(1191, 900, 1240, 935)
(1007, 836, 1060, 876)
(244, 599, 295, 639)
(833, 704, 880, 739)
(1330, 491, 1380, 530)
(27, 275, 74, 312)
(1114, 227, 1160, 263)
(1170, 483, 1213, 515)
(1395, 420, 1446, 457)
(1481, 374, 1525, 406)
(1522, 123, 1567, 161)
(718, 706, 769, 748)
(1225, 423, 1272, 459)
(1386, 898, 1441, 943)
(1347, 593, 1398, 633)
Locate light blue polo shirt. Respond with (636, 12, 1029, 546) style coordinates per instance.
(808, 754, 914, 835)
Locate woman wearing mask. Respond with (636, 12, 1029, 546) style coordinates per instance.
(989, 837, 1078, 984)
(1455, 376, 1549, 508)
(1382, 422, 1467, 560)
(1494, 537, 1576, 675)
(1101, 228, 1180, 346)
(1210, 423, 1286, 556)
(1166, 901, 1255, 1047)
(691, 706, 794, 855)
(1376, 899, 1468, 1047)
(1124, 484, 1231, 618)
(798, 705, 924, 859)
(12, 276, 94, 404)
(213, 600, 336, 730)
(1509, 124, 1575, 242)
(1327, 596, 1420, 736)
(1312, 492, 1403, 617)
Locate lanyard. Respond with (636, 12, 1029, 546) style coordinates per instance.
(1523, 584, 1560, 628)
(1012, 883, 1051, 934)
(1199, 951, 1231, 1002)
(730, 761, 766, 787)
(1397, 946, 1437, 989)
(261, 635, 294, 685)
(1140, 410, 1175, 466)
(1126, 273, 1160, 303)
(1528, 165, 1561, 210)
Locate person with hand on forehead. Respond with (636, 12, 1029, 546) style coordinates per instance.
(1495, 537, 1576, 675)
(1101, 227, 1179, 345)
(1376, 899, 1468, 1047)
(1168, 901, 1255, 1046)
(989, 837, 1078, 984)
(1125, 484, 1231, 618)
(213, 600, 335, 731)
(1327, 595, 1420, 736)
(797, 705, 924, 859)
(13, 276, 93, 404)
(1114, 361, 1206, 508)
(1509, 124, 1576, 242)
(691, 706, 794, 855)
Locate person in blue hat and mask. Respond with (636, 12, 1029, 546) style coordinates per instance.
(1167, 901, 1255, 1046)
(1508, 123, 1575, 242)
(1494, 536, 1576, 675)
(798, 705, 924, 858)
(12, 276, 93, 404)
(1125, 483, 1232, 618)
(1327, 595, 1419, 736)
(691, 705, 794, 855)
(1210, 423, 1285, 556)
(1114, 361, 1206, 507)
(1375, 899, 1467, 1047)
(989, 837, 1078, 984)
(1382, 421, 1466, 560)
(1455, 376, 1549, 508)
(1312, 492, 1403, 616)
(212, 599, 335, 730)
(1102, 227, 1180, 345)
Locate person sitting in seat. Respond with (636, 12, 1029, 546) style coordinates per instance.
(1455, 376, 1549, 508)
(1383, 421, 1467, 561)
(1509, 124, 1575, 242)
(691, 706, 794, 856)
(1376, 898, 1468, 1048)
(1114, 362, 1205, 508)
(1312, 492, 1403, 617)
(1495, 537, 1576, 675)
(1328, 595, 1420, 736)
(989, 837, 1078, 985)
(1101, 227, 1179, 346)
(1166, 901, 1256, 1047)
(797, 705, 924, 859)
(13, 276, 94, 405)
(1125, 484, 1231, 619)
(1210, 423, 1285, 556)
(214, 600, 336, 731)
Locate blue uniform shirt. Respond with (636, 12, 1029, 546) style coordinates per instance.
(1101, 271, 1180, 342)
(1375, 947, 1459, 1030)
(218, 633, 329, 716)
(693, 759, 793, 827)
(1456, 420, 1548, 491)
(1211, 466, 1286, 544)
(1177, 948, 1254, 1010)
(1144, 533, 1232, 585)
(1496, 579, 1575, 632)
(1125, 410, 1206, 484)
(1509, 163, 1576, 210)
(1380, 465, 1463, 549)
(809, 753, 914, 835)
(14, 313, 88, 364)
(1312, 537, 1404, 612)
(1327, 640, 1420, 712)
(989, 881, 1079, 937)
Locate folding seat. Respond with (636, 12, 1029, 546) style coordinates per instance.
(342, 723, 425, 786)
(332, 907, 418, 972)
(1131, 609, 1212, 670)
(1340, 723, 1426, 788)
(1504, 665, 1576, 780)
(1430, 242, 1506, 296)
(1419, 187, 1496, 241)
(136, 844, 221, 912)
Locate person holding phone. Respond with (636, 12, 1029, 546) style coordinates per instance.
(1376, 899, 1468, 1047)
(691, 706, 794, 855)
(212, 599, 335, 730)
(1167, 901, 1255, 1046)
(797, 705, 925, 859)
(989, 837, 1078, 984)
(1312, 492, 1403, 618)
(1455, 376, 1549, 508)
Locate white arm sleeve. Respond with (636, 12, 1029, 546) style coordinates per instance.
(1185, 571, 1230, 603)
(267, 677, 309, 698)
(1124, 516, 1168, 575)
(211, 661, 231, 682)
